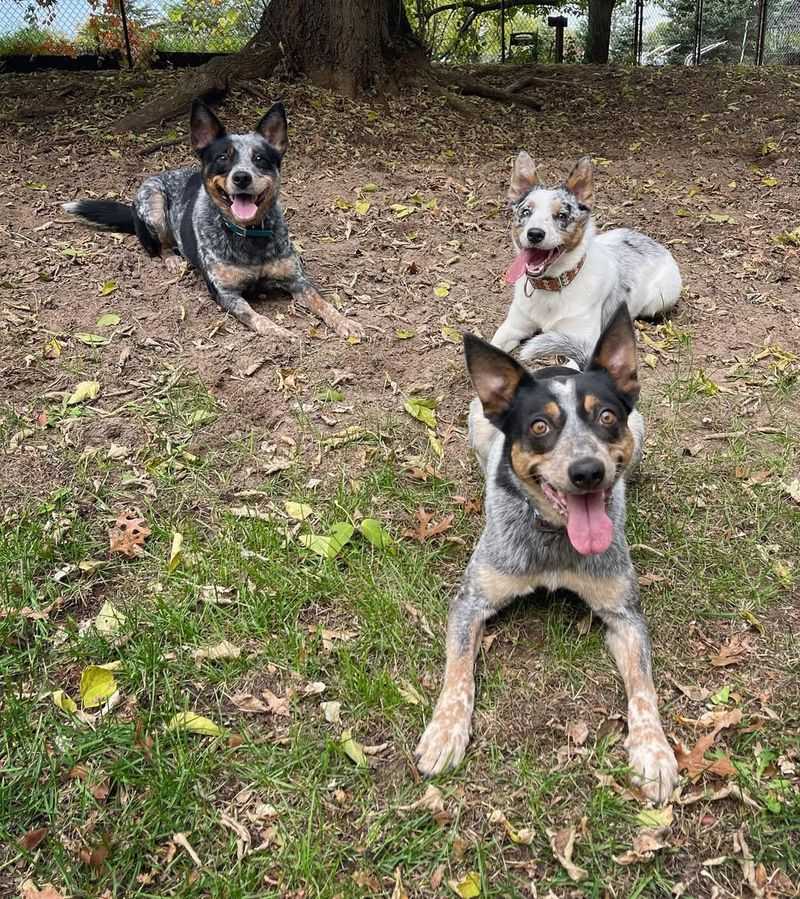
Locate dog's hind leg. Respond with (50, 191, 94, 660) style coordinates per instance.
(597, 599, 678, 804)
(133, 178, 175, 259)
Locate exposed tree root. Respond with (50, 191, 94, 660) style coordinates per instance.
(506, 72, 571, 92)
(440, 71, 542, 110)
(111, 45, 281, 133)
(427, 81, 478, 115)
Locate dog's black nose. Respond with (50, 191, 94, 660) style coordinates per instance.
(526, 227, 545, 245)
(568, 457, 605, 490)
(232, 171, 252, 189)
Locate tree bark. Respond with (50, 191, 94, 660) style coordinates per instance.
(585, 0, 617, 64)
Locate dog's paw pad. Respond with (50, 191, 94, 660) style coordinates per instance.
(415, 715, 470, 776)
(627, 737, 679, 804)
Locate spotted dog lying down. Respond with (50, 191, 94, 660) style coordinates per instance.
(416, 306, 678, 804)
(64, 100, 363, 341)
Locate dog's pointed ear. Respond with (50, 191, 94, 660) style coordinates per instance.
(508, 151, 541, 204)
(256, 102, 288, 156)
(464, 333, 529, 422)
(190, 99, 226, 152)
(588, 304, 639, 405)
(565, 155, 594, 207)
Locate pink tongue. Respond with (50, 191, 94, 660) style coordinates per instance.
(504, 248, 551, 284)
(231, 196, 258, 221)
(565, 491, 614, 555)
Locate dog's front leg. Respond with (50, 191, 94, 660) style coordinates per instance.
(206, 277, 295, 341)
(600, 602, 678, 804)
(491, 316, 532, 354)
(291, 282, 365, 341)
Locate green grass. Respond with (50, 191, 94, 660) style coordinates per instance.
(2, 360, 799, 898)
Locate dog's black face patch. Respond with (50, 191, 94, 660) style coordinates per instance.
(200, 135, 282, 225)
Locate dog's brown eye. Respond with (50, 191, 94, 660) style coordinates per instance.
(531, 419, 549, 436)
(599, 409, 617, 426)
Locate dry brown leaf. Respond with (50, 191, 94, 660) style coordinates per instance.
(352, 869, 381, 892)
(673, 680, 712, 702)
(172, 832, 202, 867)
(402, 507, 454, 542)
(391, 867, 409, 899)
(674, 708, 743, 781)
(192, 640, 241, 662)
(488, 809, 534, 845)
(262, 688, 290, 717)
(614, 828, 670, 865)
(710, 633, 753, 667)
(678, 782, 761, 810)
(19, 827, 48, 852)
(733, 826, 765, 898)
(108, 508, 151, 558)
(548, 826, 587, 882)
(398, 785, 451, 823)
(566, 719, 589, 746)
(219, 812, 252, 861)
(79, 843, 109, 868)
(20, 882, 65, 899)
(231, 692, 269, 713)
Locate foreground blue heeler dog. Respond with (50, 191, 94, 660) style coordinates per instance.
(64, 100, 363, 341)
(416, 306, 678, 804)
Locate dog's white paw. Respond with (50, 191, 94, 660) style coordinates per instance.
(627, 734, 679, 804)
(415, 713, 471, 776)
(163, 254, 186, 275)
(249, 313, 296, 341)
(334, 317, 365, 341)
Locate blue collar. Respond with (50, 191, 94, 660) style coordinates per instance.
(224, 218, 274, 239)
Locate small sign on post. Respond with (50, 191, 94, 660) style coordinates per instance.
(547, 15, 568, 63)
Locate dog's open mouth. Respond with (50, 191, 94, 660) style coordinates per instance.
(539, 480, 614, 555)
(219, 190, 267, 224)
(505, 246, 564, 284)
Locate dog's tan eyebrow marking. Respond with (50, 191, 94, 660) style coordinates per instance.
(583, 394, 602, 415)
(543, 400, 562, 422)
(550, 196, 563, 215)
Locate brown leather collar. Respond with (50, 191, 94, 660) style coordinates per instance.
(525, 253, 586, 293)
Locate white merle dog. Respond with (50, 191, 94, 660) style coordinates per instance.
(492, 153, 681, 360)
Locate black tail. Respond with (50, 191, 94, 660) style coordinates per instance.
(62, 199, 136, 234)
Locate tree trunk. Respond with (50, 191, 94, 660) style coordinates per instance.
(260, 0, 423, 96)
(585, 0, 617, 64)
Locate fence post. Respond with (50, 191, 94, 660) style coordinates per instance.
(500, 0, 506, 63)
(755, 0, 768, 64)
(633, 0, 644, 64)
(692, 0, 704, 65)
(118, 0, 134, 68)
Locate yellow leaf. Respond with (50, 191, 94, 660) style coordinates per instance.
(390, 203, 416, 219)
(428, 430, 443, 457)
(448, 871, 481, 898)
(404, 397, 437, 429)
(362, 182, 379, 193)
(284, 501, 312, 521)
(354, 200, 371, 215)
(79, 665, 117, 709)
(636, 805, 673, 828)
(52, 690, 77, 715)
(441, 324, 461, 343)
(395, 329, 415, 339)
(192, 639, 241, 661)
(168, 533, 183, 573)
(98, 280, 118, 296)
(433, 282, 450, 298)
(340, 729, 368, 767)
(761, 177, 779, 187)
(94, 600, 126, 636)
(167, 711, 223, 736)
(333, 196, 352, 210)
(643, 353, 658, 369)
(66, 380, 100, 405)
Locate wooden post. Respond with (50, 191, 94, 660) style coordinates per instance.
(755, 0, 768, 65)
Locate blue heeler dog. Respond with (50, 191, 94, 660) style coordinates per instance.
(64, 100, 363, 342)
(416, 306, 679, 804)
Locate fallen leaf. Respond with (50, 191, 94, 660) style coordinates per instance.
(302, 681, 326, 696)
(359, 518, 392, 549)
(733, 826, 764, 898)
(231, 693, 268, 713)
(549, 826, 587, 882)
(219, 812, 251, 861)
(340, 729, 368, 767)
(284, 501, 313, 521)
(710, 633, 753, 667)
(614, 827, 670, 865)
(675, 708, 743, 781)
(96, 313, 121, 327)
(198, 585, 235, 605)
(52, 690, 77, 715)
(91, 600, 126, 639)
(404, 396, 438, 429)
(20, 883, 65, 899)
(396, 680, 425, 706)
(566, 719, 589, 746)
(79, 666, 117, 709)
(321, 700, 341, 723)
(167, 532, 184, 573)
(636, 805, 673, 828)
(262, 688, 290, 717)
(448, 871, 481, 898)
(298, 522, 354, 560)
(167, 712, 223, 737)
(391, 867, 409, 899)
(673, 680, 712, 702)
(352, 870, 381, 891)
(403, 507, 454, 542)
(172, 832, 202, 867)
(108, 508, 151, 558)
(488, 809, 534, 845)
(354, 199, 371, 216)
(783, 478, 800, 503)
(19, 827, 48, 852)
(433, 281, 451, 298)
(98, 280, 118, 296)
(192, 640, 241, 662)
(66, 380, 100, 405)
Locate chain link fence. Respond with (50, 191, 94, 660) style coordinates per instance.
(1, 0, 799, 67)
(0, 0, 264, 65)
